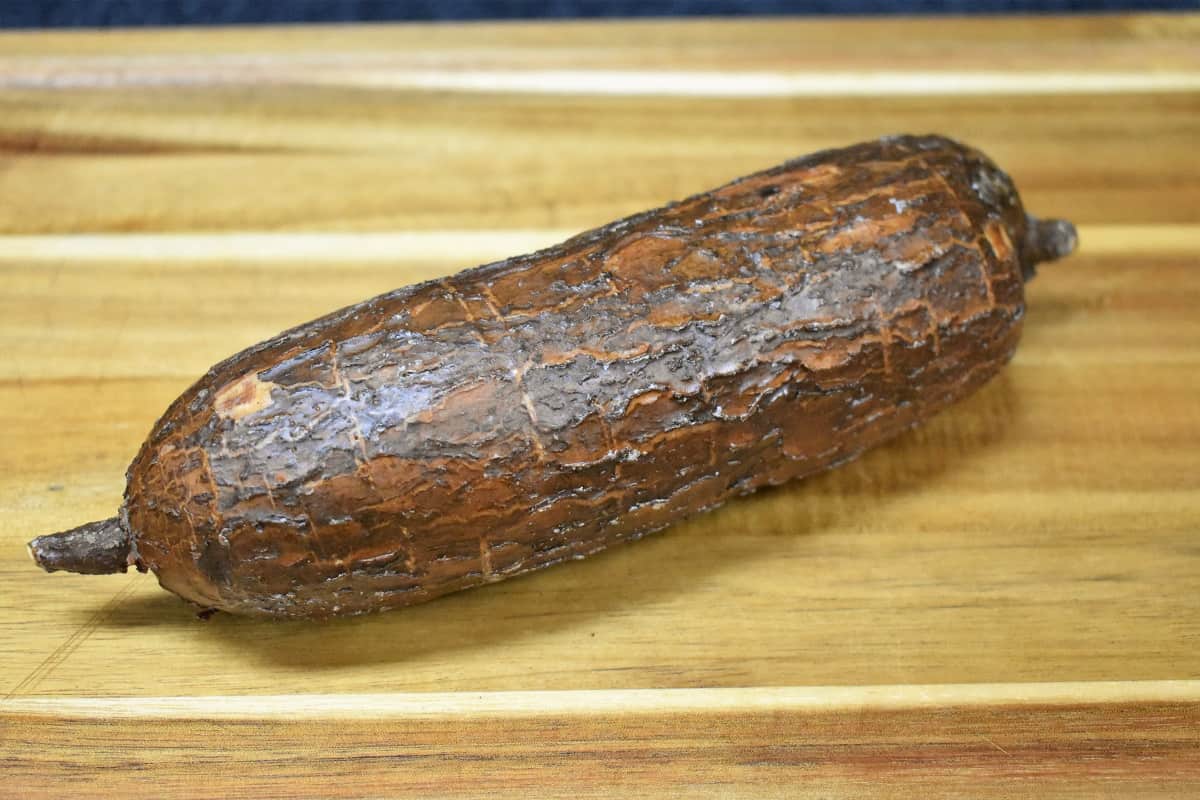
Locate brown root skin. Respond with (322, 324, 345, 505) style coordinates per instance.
(27, 517, 132, 575)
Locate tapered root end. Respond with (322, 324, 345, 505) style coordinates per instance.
(1026, 217, 1078, 266)
(28, 517, 133, 576)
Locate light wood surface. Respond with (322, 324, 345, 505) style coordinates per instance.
(1, 13, 1198, 797)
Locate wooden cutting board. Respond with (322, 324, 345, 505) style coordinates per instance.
(1, 13, 1198, 797)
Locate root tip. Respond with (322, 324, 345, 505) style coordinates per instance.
(1028, 217, 1078, 265)
(28, 517, 133, 576)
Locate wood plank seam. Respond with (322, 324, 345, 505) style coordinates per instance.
(0, 224, 1194, 262)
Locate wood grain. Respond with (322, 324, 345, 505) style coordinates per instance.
(6, 684, 1199, 799)
(1, 12, 1198, 796)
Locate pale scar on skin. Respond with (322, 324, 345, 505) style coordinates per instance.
(213, 373, 278, 421)
(984, 219, 1015, 263)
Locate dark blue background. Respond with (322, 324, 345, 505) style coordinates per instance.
(2, 0, 1195, 28)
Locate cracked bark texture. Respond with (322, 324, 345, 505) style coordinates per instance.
(30, 135, 1077, 619)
